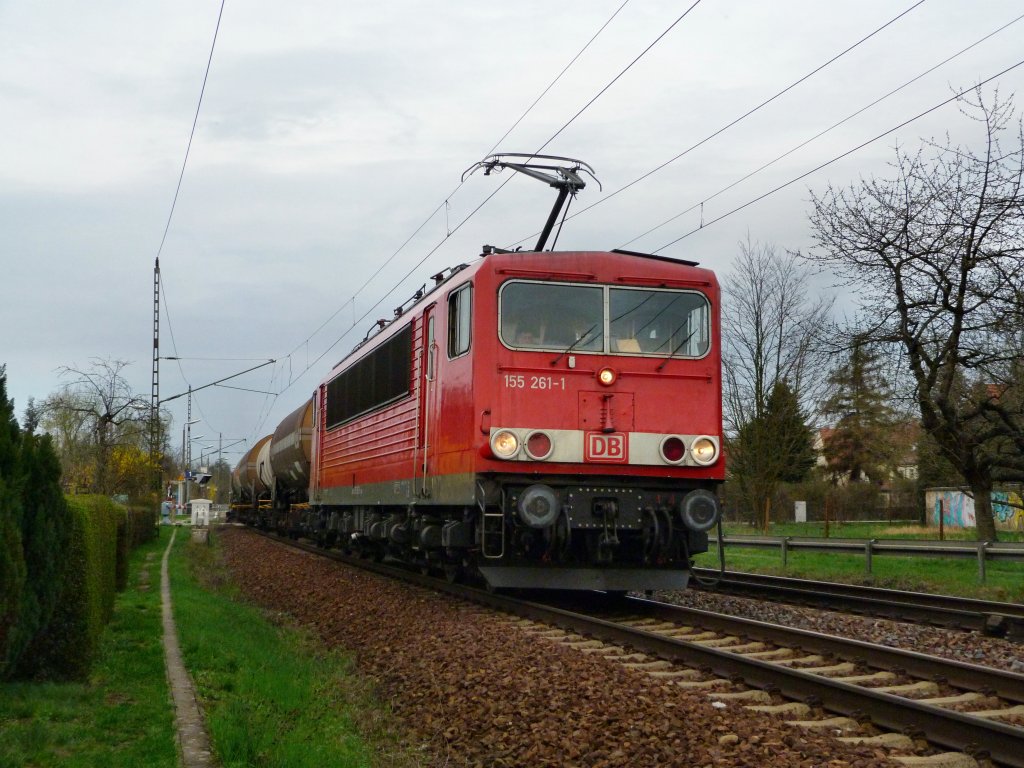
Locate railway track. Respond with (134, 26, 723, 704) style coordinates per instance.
(690, 568, 1024, 640)
(250, 529, 1024, 767)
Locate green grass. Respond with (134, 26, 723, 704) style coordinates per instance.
(2, 527, 422, 768)
(696, 522, 1024, 602)
(0, 533, 177, 768)
(722, 520, 1024, 541)
(168, 530, 420, 768)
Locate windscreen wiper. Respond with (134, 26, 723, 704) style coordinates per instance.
(550, 322, 602, 366)
(656, 329, 697, 372)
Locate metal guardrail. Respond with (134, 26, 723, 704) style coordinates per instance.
(708, 535, 1024, 582)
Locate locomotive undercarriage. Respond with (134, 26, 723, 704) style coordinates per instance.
(240, 473, 720, 591)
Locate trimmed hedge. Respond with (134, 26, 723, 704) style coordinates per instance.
(117, 505, 158, 590)
(126, 504, 158, 549)
(1, 369, 156, 680)
(26, 495, 125, 680)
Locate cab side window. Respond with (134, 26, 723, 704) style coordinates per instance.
(447, 283, 472, 358)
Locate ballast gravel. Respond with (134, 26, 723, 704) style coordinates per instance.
(218, 528, 899, 767)
(659, 586, 1024, 675)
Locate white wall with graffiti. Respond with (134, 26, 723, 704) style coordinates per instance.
(925, 487, 1024, 531)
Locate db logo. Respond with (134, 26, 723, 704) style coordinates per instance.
(585, 432, 629, 463)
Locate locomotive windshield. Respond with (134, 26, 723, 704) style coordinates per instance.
(609, 287, 709, 357)
(499, 282, 604, 351)
(499, 280, 710, 358)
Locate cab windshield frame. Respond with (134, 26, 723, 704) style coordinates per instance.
(497, 279, 711, 360)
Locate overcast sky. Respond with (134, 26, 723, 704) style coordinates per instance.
(2, 0, 1022, 465)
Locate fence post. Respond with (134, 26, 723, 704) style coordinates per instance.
(781, 537, 790, 568)
(865, 538, 875, 576)
(977, 541, 988, 584)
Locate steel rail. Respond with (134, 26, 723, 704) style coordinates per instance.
(523, 601, 1023, 766)
(620, 595, 1024, 702)
(692, 568, 1024, 640)
(248, 530, 1024, 766)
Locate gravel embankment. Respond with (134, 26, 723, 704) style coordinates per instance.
(219, 528, 902, 767)
(658, 587, 1024, 674)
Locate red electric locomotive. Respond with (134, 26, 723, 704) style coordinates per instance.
(235, 155, 724, 591)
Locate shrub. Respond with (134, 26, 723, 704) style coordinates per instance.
(0, 368, 26, 677)
(27, 495, 124, 679)
(116, 504, 157, 590)
(126, 503, 158, 548)
(5, 434, 71, 678)
(0, 503, 25, 671)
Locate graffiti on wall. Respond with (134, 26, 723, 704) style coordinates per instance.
(926, 488, 1024, 530)
(993, 491, 1024, 531)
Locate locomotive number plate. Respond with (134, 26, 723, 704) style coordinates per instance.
(503, 374, 566, 390)
(584, 432, 629, 463)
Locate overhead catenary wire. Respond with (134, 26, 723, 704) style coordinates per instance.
(505, 0, 928, 250)
(533, 0, 702, 154)
(620, 11, 1024, 248)
(651, 57, 1024, 254)
(153, 0, 226, 263)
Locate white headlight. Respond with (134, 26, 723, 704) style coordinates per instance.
(491, 430, 520, 459)
(690, 436, 718, 465)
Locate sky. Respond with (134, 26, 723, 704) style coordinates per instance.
(2, 0, 1022, 466)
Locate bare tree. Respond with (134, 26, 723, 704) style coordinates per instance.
(41, 358, 152, 496)
(723, 239, 834, 430)
(807, 88, 1024, 541)
(722, 239, 834, 525)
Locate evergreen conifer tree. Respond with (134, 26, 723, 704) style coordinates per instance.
(0, 366, 72, 678)
(765, 380, 816, 482)
(0, 366, 27, 674)
(821, 339, 898, 483)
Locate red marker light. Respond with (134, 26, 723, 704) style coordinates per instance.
(661, 436, 686, 464)
(525, 431, 553, 460)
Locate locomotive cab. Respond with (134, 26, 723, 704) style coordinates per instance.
(460, 249, 724, 590)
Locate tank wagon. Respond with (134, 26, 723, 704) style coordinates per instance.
(233, 155, 724, 591)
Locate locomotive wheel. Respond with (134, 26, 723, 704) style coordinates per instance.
(443, 563, 462, 584)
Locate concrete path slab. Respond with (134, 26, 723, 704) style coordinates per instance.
(161, 528, 217, 767)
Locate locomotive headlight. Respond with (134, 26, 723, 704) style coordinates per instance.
(690, 436, 718, 465)
(490, 429, 520, 459)
(597, 367, 617, 386)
